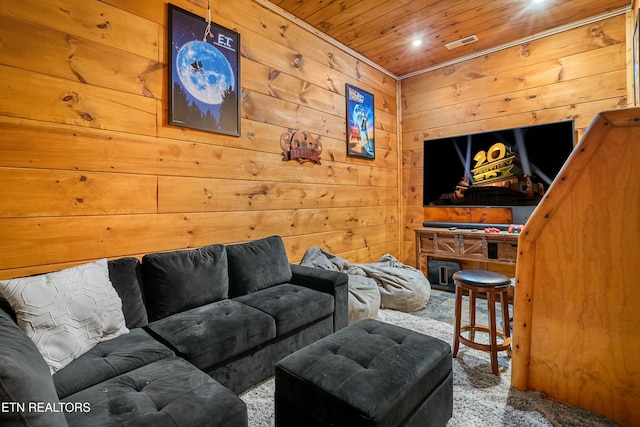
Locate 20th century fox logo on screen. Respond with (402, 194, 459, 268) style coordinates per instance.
(1, 402, 91, 413)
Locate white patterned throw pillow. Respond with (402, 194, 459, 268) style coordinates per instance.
(0, 259, 129, 374)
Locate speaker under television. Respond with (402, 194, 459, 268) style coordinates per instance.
(427, 260, 459, 291)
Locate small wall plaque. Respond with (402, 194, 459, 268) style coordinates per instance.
(280, 130, 322, 164)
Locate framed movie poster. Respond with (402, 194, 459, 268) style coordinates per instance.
(346, 84, 375, 159)
(168, 4, 240, 136)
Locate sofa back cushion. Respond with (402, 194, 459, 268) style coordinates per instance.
(0, 296, 15, 322)
(107, 257, 148, 328)
(0, 309, 69, 427)
(142, 244, 228, 322)
(226, 235, 292, 297)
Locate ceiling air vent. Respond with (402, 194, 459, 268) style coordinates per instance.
(445, 35, 479, 50)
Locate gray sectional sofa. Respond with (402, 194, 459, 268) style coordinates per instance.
(0, 236, 348, 427)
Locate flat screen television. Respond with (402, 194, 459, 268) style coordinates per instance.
(423, 120, 576, 209)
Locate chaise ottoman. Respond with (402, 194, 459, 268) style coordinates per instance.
(275, 319, 453, 426)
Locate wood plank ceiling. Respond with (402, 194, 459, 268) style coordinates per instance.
(264, 0, 631, 78)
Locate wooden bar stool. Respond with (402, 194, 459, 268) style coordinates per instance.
(452, 269, 512, 375)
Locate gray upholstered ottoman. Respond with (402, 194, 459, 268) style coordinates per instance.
(275, 319, 453, 427)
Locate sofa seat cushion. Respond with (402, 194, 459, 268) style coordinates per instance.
(53, 328, 175, 399)
(234, 284, 334, 337)
(62, 357, 247, 427)
(0, 309, 68, 427)
(147, 299, 276, 370)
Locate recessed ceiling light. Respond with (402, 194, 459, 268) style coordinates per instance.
(412, 39, 422, 47)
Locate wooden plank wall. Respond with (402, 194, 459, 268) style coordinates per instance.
(400, 13, 629, 266)
(0, 0, 399, 280)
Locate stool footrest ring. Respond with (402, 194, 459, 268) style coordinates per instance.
(458, 325, 511, 353)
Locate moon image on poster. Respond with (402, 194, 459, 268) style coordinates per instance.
(175, 40, 234, 105)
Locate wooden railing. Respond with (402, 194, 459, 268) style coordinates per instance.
(512, 108, 640, 426)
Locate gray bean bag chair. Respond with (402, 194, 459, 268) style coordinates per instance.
(301, 247, 380, 323)
(301, 247, 431, 321)
(358, 254, 431, 312)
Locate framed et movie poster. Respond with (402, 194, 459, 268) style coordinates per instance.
(346, 84, 375, 159)
(168, 4, 240, 136)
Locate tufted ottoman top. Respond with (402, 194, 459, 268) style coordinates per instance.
(275, 319, 451, 426)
